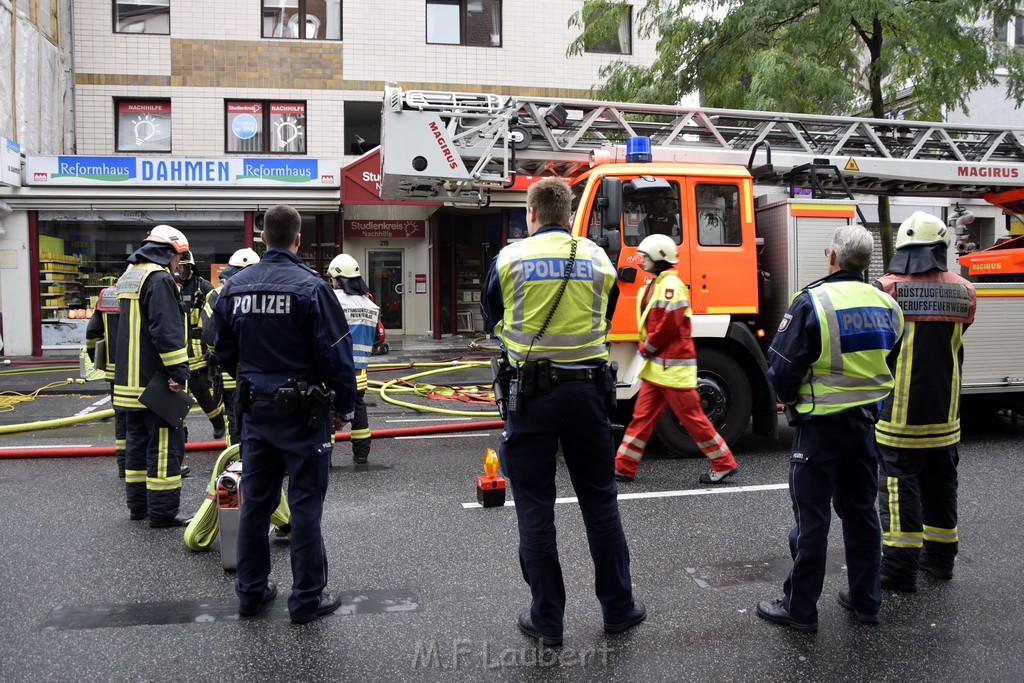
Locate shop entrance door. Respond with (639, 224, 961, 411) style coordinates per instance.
(367, 249, 404, 334)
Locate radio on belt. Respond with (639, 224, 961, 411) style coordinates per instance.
(476, 448, 506, 508)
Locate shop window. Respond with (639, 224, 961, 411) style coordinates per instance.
(582, 2, 632, 55)
(113, 0, 170, 34)
(226, 101, 307, 154)
(262, 0, 342, 40)
(115, 99, 172, 152)
(426, 0, 502, 47)
(695, 184, 742, 246)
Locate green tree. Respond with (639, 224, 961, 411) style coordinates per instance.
(569, 0, 1024, 266)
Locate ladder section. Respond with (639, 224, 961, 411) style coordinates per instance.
(380, 84, 1024, 202)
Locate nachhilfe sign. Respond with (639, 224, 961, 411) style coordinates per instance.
(343, 219, 426, 239)
(1, 137, 22, 187)
(25, 156, 341, 187)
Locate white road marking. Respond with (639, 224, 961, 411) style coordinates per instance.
(396, 433, 493, 440)
(74, 396, 112, 417)
(462, 483, 789, 508)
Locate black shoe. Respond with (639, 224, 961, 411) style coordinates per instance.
(129, 509, 148, 521)
(149, 512, 193, 528)
(756, 598, 818, 632)
(517, 610, 563, 647)
(837, 592, 879, 624)
(179, 465, 191, 479)
(920, 561, 954, 581)
(291, 592, 343, 624)
(239, 580, 278, 617)
(213, 421, 226, 440)
(614, 471, 634, 483)
(604, 598, 647, 634)
(880, 572, 917, 593)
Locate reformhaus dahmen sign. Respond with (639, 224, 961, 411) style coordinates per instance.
(25, 156, 341, 187)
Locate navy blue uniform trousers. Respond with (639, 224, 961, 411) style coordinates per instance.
(236, 403, 333, 618)
(498, 379, 634, 635)
(783, 412, 882, 622)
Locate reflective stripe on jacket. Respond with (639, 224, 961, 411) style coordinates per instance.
(794, 280, 903, 416)
(335, 291, 380, 370)
(494, 231, 615, 364)
(636, 270, 698, 389)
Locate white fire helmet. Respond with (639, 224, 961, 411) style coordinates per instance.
(327, 253, 360, 279)
(228, 248, 260, 268)
(896, 211, 950, 250)
(636, 233, 679, 264)
(144, 224, 190, 253)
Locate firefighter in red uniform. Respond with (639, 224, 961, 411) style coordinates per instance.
(875, 212, 977, 591)
(614, 234, 739, 485)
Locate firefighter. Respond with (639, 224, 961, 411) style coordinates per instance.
(327, 253, 380, 464)
(178, 250, 227, 440)
(481, 177, 645, 647)
(85, 285, 126, 477)
(756, 224, 903, 631)
(875, 212, 977, 591)
(213, 205, 357, 623)
(201, 247, 260, 446)
(613, 233, 739, 485)
(113, 224, 193, 528)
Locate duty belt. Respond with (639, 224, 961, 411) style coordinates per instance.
(252, 392, 278, 402)
(546, 367, 598, 382)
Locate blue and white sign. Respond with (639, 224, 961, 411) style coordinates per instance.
(25, 156, 342, 187)
(1, 137, 22, 187)
(231, 114, 259, 140)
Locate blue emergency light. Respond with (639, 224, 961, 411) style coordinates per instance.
(625, 136, 652, 163)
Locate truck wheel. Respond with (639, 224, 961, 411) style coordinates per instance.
(654, 348, 753, 458)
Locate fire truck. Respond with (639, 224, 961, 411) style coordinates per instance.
(378, 84, 1024, 454)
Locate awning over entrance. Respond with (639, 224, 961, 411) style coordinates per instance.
(342, 149, 439, 207)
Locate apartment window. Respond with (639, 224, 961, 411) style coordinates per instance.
(115, 99, 172, 152)
(113, 0, 170, 34)
(226, 101, 307, 154)
(426, 0, 502, 47)
(582, 2, 632, 55)
(995, 15, 1024, 48)
(262, 0, 342, 40)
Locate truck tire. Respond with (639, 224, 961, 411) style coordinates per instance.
(654, 348, 753, 458)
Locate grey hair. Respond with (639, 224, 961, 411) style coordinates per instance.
(831, 223, 874, 271)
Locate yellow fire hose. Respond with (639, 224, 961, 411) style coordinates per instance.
(183, 444, 291, 551)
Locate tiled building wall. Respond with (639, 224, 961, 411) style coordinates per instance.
(73, 0, 657, 157)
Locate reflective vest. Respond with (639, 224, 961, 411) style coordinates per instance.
(794, 280, 903, 416)
(875, 270, 976, 448)
(494, 231, 615, 364)
(636, 270, 698, 388)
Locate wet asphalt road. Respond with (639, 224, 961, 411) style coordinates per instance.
(1, 356, 1023, 682)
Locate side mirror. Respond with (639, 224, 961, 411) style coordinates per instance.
(602, 228, 621, 263)
(617, 265, 637, 283)
(598, 176, 622, 232)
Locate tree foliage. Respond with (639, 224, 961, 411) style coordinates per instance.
(568, 0, 1024, 264)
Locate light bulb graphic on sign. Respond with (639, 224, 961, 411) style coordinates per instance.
(133, 114, 160, 146)
(275, 116, 304, 148)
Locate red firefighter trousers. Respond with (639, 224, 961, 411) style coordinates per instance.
(615, 380, 736, 478)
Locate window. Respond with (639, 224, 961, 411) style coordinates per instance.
(226, 101, 307, 154)
(113, 0, 170, 34)
(995, 15, 1024, 48)
(622, 180, 681, 246)
(695, 184, 742, 246)
(426, 0, 502, 47)
(262, 0, 342, 40)
(115, 99, 172, 152)
(582, 2, 631, 55)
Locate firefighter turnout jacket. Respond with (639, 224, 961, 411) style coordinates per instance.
(201, 287, 236, 391)
(180, 275, 215, 373)
(113, 262, 190, 409)
(636, 269, 697, 389)
(874, 270, 976, 448)
(85, 286, 120, 382)
(334, 290, 379, 392)
(486, 226, 616, 365)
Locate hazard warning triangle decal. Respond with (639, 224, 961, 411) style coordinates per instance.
(844, 158, 860, 172)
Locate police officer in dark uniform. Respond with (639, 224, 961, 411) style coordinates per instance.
(481, 177, 645, 647)
(85, 285, 126, 477)
(214, 204, 356, 624)
(756, 224, 903, 631)
(178, 251, 227, 440)
(113, 225, 193, 528)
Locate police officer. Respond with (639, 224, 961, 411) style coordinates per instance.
(201, 247, 260, 446)
(178, 251, 227, 440)
(613, 233, 739, 485)
(757, 224, 903, 631)
(214, 205, 357, 624)
(875, 212, 976, 591)
(85, 285, 126, 477)
(113, 224, 193, 528)
(327, 253, 380, 465)
(481, 177, 645, 646)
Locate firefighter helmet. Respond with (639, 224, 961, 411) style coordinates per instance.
(144, 224, 190, 253)
(896, 211, 950, 250)
(327, 253, 361, 278)
(180, 251, 195, 265)
(637, 233, 678, 264)
(228, 248, 260, 268)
